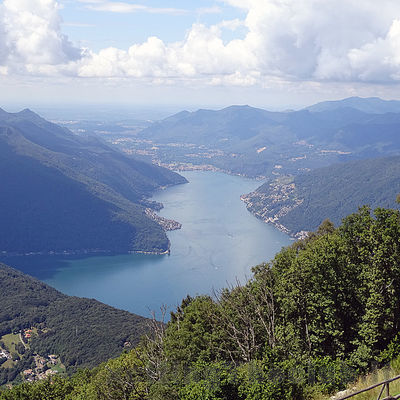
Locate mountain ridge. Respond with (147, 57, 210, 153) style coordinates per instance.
(0, 109, 187, 255)
(304, 96, 400, 114)
(132, 97, 400, 177)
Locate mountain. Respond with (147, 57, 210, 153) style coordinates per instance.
(305, 96, 400, 114)
(0, 262, 150, 384)
(135, 99, 400, 177)
(142, 105, 282, 145)
(242, 155, 400, 237)
(0, 109, 187, 255)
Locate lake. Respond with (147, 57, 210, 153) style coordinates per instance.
(4, 171, 291, 318)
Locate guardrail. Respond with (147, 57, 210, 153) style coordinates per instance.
(339, 374, 400, 400)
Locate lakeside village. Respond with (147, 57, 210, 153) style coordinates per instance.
(0, 328, 65, 385)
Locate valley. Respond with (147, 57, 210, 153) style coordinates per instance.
(4, 0, 400, 397)
(3, 171, 291, 318)
(55, 96, 400, 240)
(4, 0, 400, 395)
(61, 109, 353, 179)
(2, 97, 400, 394)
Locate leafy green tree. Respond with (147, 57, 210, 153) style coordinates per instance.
(165, 296, 220, 365)
(179, 361, 239, 400)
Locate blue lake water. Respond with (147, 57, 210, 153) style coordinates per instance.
(4, 171, 291, 318)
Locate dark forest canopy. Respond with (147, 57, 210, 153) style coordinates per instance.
(2, 205, 400, 399)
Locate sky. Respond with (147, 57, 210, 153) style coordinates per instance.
(3, 0, 400, 111)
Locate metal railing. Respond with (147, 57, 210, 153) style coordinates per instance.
(339, 374, 400, 400)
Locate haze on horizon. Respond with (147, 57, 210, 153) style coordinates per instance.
(2, 0, 400, 111)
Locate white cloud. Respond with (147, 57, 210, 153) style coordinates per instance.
(77, 22, 255, 79)
(0, 13, 8, 64)
(0, 0, 81, 73)
(72, 0, 400, 84)
(82, 1, 188, 15)
(237, 0, 400, 82)
(347, 19, 400, 82)
(86, 2, 146, 13)
(62, 22, 96, 28)
(3, 0, 400, 86)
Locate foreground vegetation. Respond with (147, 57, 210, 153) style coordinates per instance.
(2, 205, 400, 399)
(316, 359, 400, 400)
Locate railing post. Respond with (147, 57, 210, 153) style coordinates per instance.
(337, 374, 400, 399)
(377, 383, 385, 400)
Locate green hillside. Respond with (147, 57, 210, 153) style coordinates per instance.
(0, 263, 150, 385)
(243, 156, 400, 237)
(0, 109, 187, 254)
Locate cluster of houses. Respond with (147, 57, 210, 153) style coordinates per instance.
(0, 348, 11, 360)
(23, 367, 57, 382)
(0, 328, 63, 383)
(23, 354, 60, 382)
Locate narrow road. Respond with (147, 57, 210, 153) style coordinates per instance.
(19, 332, 28, 349)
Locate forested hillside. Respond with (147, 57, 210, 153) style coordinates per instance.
(243, 156, 400, 237)
(2, 205, 400, 399)
(0, 263, 150, 385)
(0, 109, 187, 254)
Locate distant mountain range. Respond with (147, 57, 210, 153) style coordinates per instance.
(2, 97, 399, 250)
(0, 262, 150, 383)
(242, 155, 400, 237)
(89, 96, 400, 237)
(304, 96, 400, 114)
(134, 97, 400, 177)
(0, 108, 187, 255)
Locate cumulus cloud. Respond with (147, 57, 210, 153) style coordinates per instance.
(0, 0, 82, 73)
(77, 22, 255, 81)
(234, 0, 400, 82)
(0, 14, 8, 65)
(3, 0, 400, 85)
(74, 0, 400, 84)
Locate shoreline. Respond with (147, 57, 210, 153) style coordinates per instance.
(243, 210, 308, 241)
(159, 162, 267, 181)
(129, 248, 170, 255)
(239, 194, 309, 241)
(0, 249, 112, 257)
(0, 247, 171, 258)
